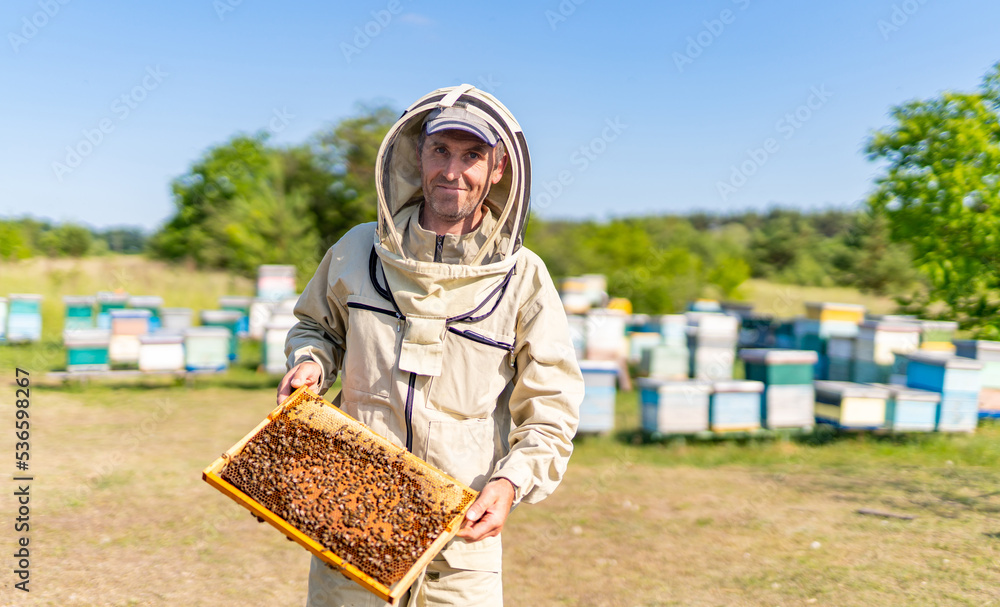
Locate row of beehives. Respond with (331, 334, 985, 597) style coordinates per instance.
(572, 299, 999, 435)
(1, 263, 297, 341)
(579, 346, 995, 437)
(59, 295, 302, 375)
(569, 309, 742, 382)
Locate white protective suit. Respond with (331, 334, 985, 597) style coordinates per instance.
(285, 85, 584, 606)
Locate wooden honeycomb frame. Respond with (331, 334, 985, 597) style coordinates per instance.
(202, 386, 478, 604)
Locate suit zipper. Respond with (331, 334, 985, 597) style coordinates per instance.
(434, 235, 445, 263)
(448, 327, 516, 367)
(404, 372, 416, 452)
(346, 301, 405, 332)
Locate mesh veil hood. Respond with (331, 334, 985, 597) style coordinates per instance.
(374, 84, 532, 267)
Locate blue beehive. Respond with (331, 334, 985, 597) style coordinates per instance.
(7, 294, 43, 343)
(577, 360, 618, 434)
(905, 353, 982, 432)
(871, 383, 940, 432)
(0, 297, 7, 342)
(710, 380, 763, 432)
(638, 378, 712, 435)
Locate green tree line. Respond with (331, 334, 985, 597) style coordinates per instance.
(0, 218, 146, 260)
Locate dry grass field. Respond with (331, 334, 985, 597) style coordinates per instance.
(0, 369, 997, 606)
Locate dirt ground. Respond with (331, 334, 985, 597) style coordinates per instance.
(1, 384, 998, 606)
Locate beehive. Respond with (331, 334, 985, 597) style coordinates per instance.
(709, 380, 763, 432)
(219, 295, 253, 337)
(184, 327, 231, 371)
(871, 383, 940, 432)
(203, 388, 476, 604)
(585, 309, 627, 361)
(578, 360, 618, 434)
(905, 353, 982, 432)
(257, 264, 298, 301)
(853, 320, 921, 384)
(263, 312, 299, 374)
(0, 297, 7, 342)
(639, 344, 689, 380)
(248, 298, 279, 340)
(64, 329, 111, 372)
(627, 332, 662, 364)
(160, 307, 194, 332)
(953, 340, 1000, 389)
(138, 333, 185, 372)
(639, 378, 712, 434)
(63, 295, 96, 331)
(686, 313, 738, 381)
(804, 302, 865, 324)
(200, 310, 244, 360)
(814, 381, 889, 430)
(7, 294, 43, 343)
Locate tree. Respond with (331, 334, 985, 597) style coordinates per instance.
(311, 105, 396, 250)
(150, 133, 320, 278)
(866, 62, 1000, 336)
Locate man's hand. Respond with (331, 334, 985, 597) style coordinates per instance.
(276, 361, 322, 404)
(457, 478, 516, 542)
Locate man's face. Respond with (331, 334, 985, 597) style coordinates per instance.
(418, 129, 506, 229)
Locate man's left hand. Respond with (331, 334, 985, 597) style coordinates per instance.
(457, 478, 516, 542)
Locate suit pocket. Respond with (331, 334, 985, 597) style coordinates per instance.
(343, 296, 399, 401)
(427, 327, 515, 419)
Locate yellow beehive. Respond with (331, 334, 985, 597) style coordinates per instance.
(202, 387, 477, 604)
(804, 302, 865, 324)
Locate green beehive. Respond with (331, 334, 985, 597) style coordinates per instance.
(64, 329, 111, 372)
(740, 349, 818, 385)
(63, 295, 96, 331)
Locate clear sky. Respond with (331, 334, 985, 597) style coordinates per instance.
(2, 0, 999, 231)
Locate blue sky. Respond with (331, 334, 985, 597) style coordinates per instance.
(2, 0, 998, 230)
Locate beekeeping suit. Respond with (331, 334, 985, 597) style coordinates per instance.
(286, 85, 583, 607)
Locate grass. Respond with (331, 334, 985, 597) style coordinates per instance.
(2, 342, 998, 606)
(742, 278, 898, 317)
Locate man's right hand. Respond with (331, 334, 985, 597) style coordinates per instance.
(277, 361, 322, 404)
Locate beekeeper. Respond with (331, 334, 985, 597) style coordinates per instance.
(278, 84, 583, 606)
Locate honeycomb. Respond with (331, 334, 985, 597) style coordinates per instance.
(219, 390, 476, 587)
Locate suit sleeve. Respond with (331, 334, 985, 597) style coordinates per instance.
(489, 262, 583, 505)
(284, 246, 348, 395)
